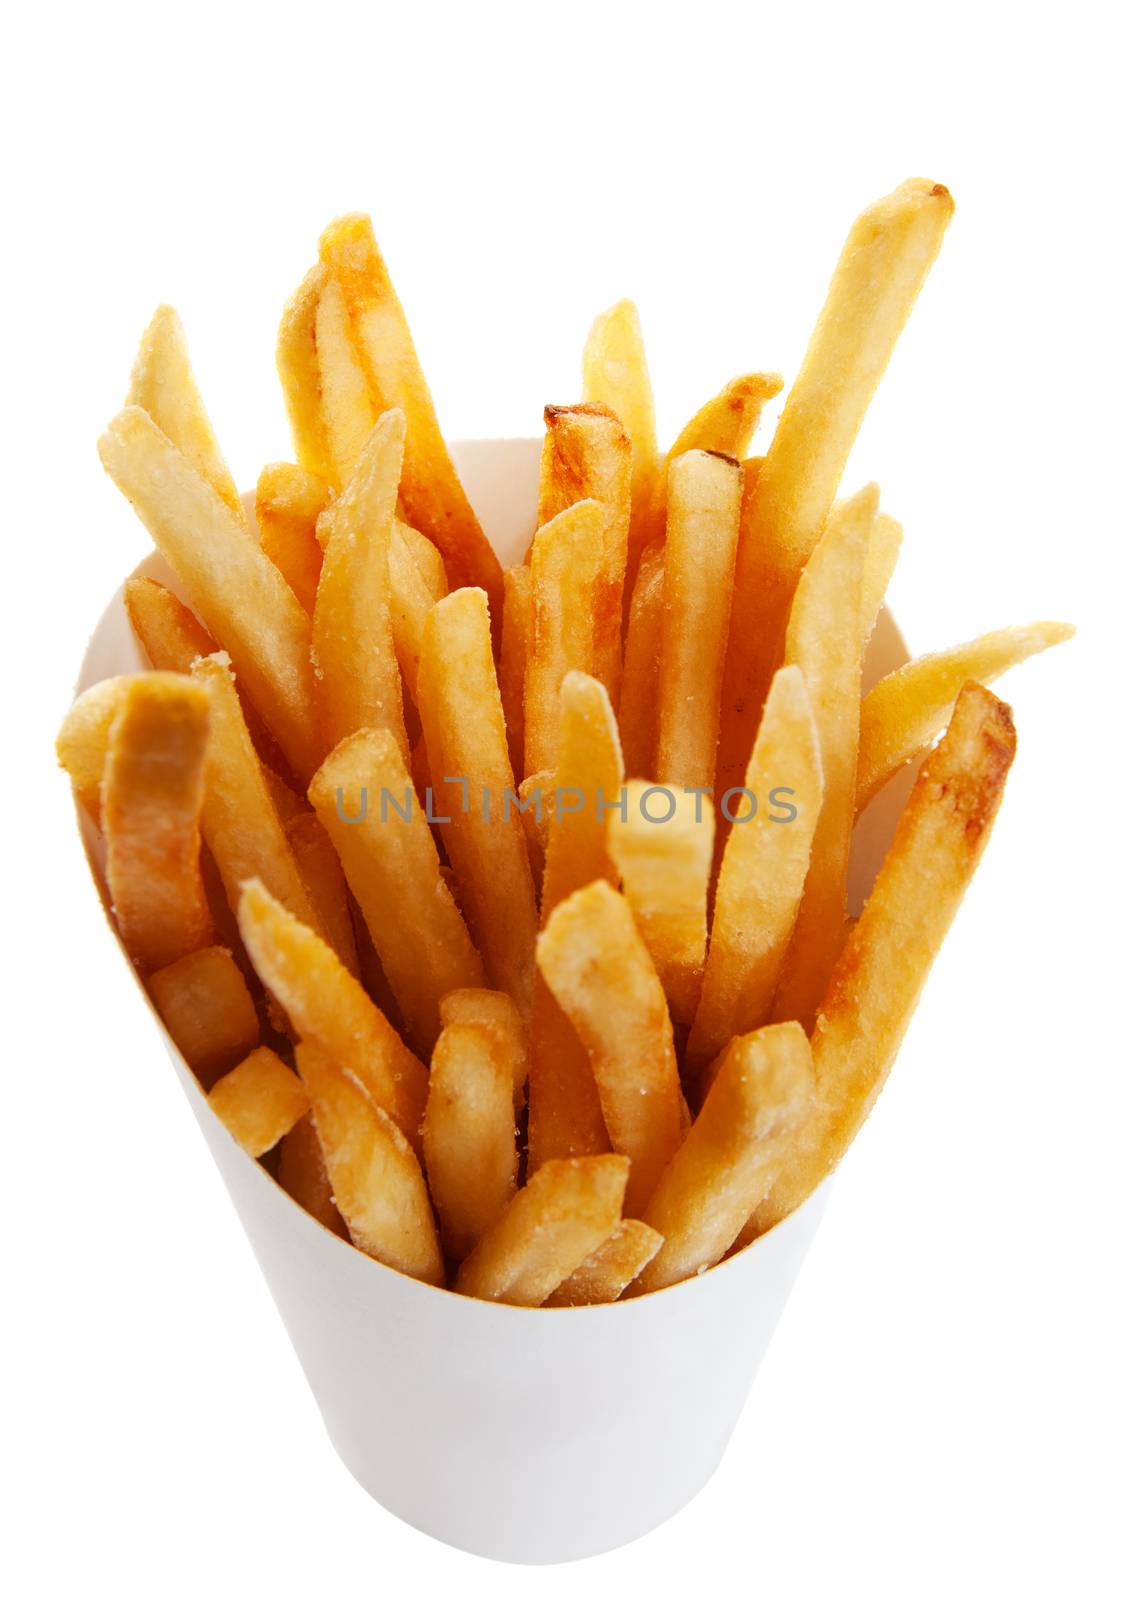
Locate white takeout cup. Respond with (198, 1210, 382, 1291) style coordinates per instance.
(75, 438, 910, 1564)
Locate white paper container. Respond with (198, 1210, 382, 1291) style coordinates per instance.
(74, 439, 908, 1564)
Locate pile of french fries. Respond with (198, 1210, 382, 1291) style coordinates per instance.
(59, 181, 1072, 1305)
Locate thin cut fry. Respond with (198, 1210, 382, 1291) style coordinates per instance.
(456, 1154, 629, 1305)
(424, 1021, 518, 1261)
(296, 1042, 443, 1285)
(860, 512, 903, 643)
(537, 881, 682, 1213)
(318, 214, 502, 609)
(190, 653, 322, 935)
(771, 486, 877, 1030)
(538, 404, 631, 698)
(656, 449, 743, 791)
(277, 263, 333, 483)
(312, 408, 408, 757)
(314, 273, 378, 488)
(582, 300, 658, 579)
(385, 521, 441, 704)
(635, 1023, 814, 1291)
(124, 577, 218, 670)
(751, 682, 1017, 1234)
(545, 1219, 663, 1306)
(618, 542, 664, 779)
(99, 406, 320, 781)
(238, 879, 429, 1150)
(517, 771, 552, 897)
(278, 1114, 347, 1236)
(499, 565, 532, 779)
(207, 1046, 310, 1157)
(149, 945, 260, 1087)
(856, 621, 1075, 811)
(255, 462, 332, 613)
(57, 672, 187, 806)
(523, 498, 607, 774)
(686, 665, 823, 1077)
(127, 304, 242, 517)
(651, 372, 781, 530)
(607, 781, 714, 1030)
(416, 587, 539, 1018)
(394, 519, 448, 601)
(284, 811, 360, 977)
(103, 674, 213, 970)
(717, 179, 954, 803)
(309, 727, 484, 1053)
(439, 988, 528, 1117)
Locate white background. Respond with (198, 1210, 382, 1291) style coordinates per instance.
(4, 3, 1122, 1595)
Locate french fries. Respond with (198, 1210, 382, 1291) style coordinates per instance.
(635, 1023, 814, 1292)
(283, 811, 360, 976)
(538, 404, 631, 699)
(296, 1041, 443, 1285)
(423, 1020, 518, 1261)
(237, 878, 428, 1150)
(544, 1219, 664, 1307)
(277, 1113, 347, 1236)
(309, 727, 484, 1052)
(255, 462, 332, 614)
(537, 881, 683, 1213)
(860, 513, 904, 643)
(651, 372, 782, 530)
(127, 304, 243, 518)
(207, 1046, 310, 1157)
(523, 498, 607, 775)
(749, 683, 1017, 1234)
(582, 299, 658, 576)
(276, 263, 333, 484)
(455, 1155, 629, 1306)
(856, 620, 1074, 810)
(770, 486, 877, 1030)
(416, 587, 538, 1018)
(656, 449, 743, 791)
(102, 674, 213, 970)
(499, 565, 532, 777)
(617, 543, 664, 779)
(314, 274, 378, 487)
(716, 179, 954, 806)
(99, 406, 320, 782)
(686, 666, 823, 1077)
(439, 987, 529, 1116)
(317, 214, 503, 610)
(57, 671, 189, 814)
(124, 577, 219, 672)
(607, 781, 714, 1031)
(148, 945, 260, 1087)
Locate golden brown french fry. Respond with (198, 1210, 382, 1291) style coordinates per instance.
(751, 682, 1017, 1234)
(99, 406, 320, 781)
(582, 300, 658, 575)
(312, 408, 408, 757)
(416, 587, 539, 1018)
(544, 1219, 664, 1306)
(385, 522, 440, 705)
(284, 811, 360, 977)
(394, 520, 448, 601)
(716, 179, 954, 804)
(538, 404, 631, 699)
(124, 577, 218, 670)
(635, 1023, 814, 1292)
(523, 499, 607, 774)
(278, 1114, 347, 1236)
(127, 304, 242, 518)
(255, 462, 332, 613)
(423, 1021, 518, 1261)
(686, 666, 823, 1077)
(455, 1154, 629, 1305)
(537, 881, 683, 1212)
(606, 781, 714, 1030)
(439, 987, 528, 1117)
(102, 674, 213, 970)
(296, 1041, 443, 1285)
(499, 565, 532, 779)
(262, 767, 308, 824)
(656, 449, 743, 791)
(856, 621, 1075, 811)
(190, 653, 323, 936)
(861, 512, 904, 644)
(277, 263, 333, 483)
(207, 1046, 310, 1157)
(770, 486, 877, 1030)
(149, 945, 260, 1087)
(318, 214, 503, 610)
(238, 878, 429, 1150)
(527, 673, 622, 1174)
(309, 727, 484, 1052)
(651, 372, 782, 530)
(516, 771, 552, 897)
(618, 541, 664, 779)
(314, 273, 377, 488)
(57, 672, 187, 808)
